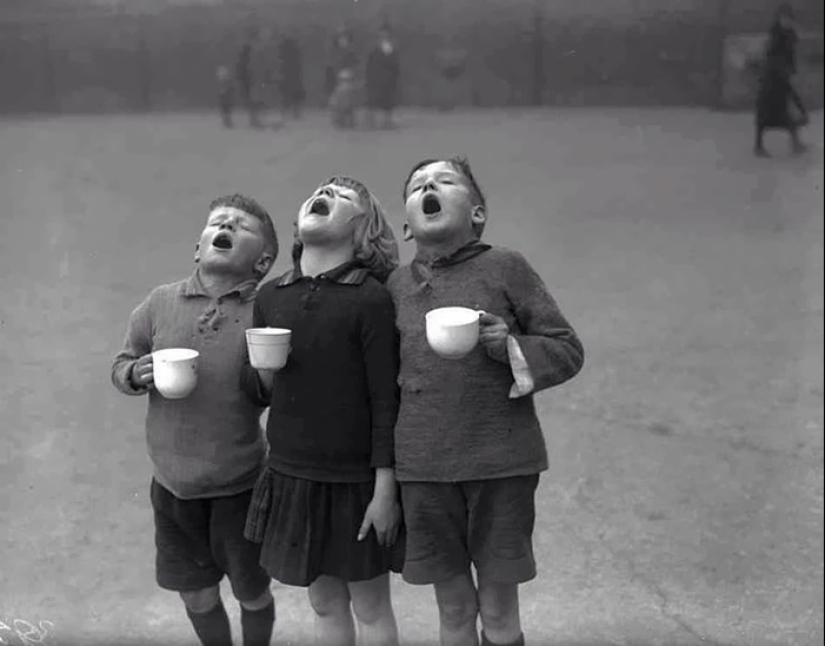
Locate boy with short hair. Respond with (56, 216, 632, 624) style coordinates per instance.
(387, 157, 585, 646)
(111, 194, 279, 646)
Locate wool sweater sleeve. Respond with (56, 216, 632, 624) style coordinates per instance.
(111, 290, 155, 395)
(359, 284, 400, 469)
(504, 252, 585, 394)
(239, 297, 270, 407)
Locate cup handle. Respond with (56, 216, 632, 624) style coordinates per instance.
(476, 310, 487, 318)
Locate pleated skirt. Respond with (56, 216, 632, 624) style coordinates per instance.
(245, 468, 405, 587)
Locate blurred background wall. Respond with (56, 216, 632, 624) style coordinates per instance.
(0, 0, 821, 115)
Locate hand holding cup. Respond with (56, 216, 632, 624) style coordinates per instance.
(131, 354, 155, 389)
(478, 311, 509, 359)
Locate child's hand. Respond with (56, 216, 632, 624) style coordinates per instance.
(357, 492, 401, 547)
(131, 354, 154, 389)
(479, 312, 509, 358)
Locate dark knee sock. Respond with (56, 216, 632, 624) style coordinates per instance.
(186, 600, 232, 646)
(481, 631, 525, 646)
(241, 600, 275, 646)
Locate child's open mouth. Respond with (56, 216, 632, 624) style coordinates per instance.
(309, 198, 331, 216)
(212, 232, 234, 250)
(422, 194, 441, 215)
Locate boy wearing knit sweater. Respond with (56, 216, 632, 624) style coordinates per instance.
(111, 194, 278, 646)
(386, 157, 584, 646)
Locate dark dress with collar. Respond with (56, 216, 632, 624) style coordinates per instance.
(241, 261, 404, 586)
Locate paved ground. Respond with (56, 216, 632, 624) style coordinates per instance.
(0, 107, 822, 646)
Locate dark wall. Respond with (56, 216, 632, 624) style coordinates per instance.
(0, 0, 821, 114)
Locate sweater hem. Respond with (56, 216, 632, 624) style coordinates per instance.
(395, 463, 547, 483)
(266, 458, 376, 483)
(152, 468, 262, 500)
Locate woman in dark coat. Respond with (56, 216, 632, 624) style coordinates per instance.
(754, 3, 809, 156)
(365, 28, 400, 128)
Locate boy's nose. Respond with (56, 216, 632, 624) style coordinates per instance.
(318, 187, 334, 198)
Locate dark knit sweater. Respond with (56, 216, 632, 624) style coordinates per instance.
(241, 261, 399, 483)
(386, 244, 584, 482)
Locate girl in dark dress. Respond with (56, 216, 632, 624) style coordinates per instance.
(242, 177, 403, 645)
(754, 3, 809, 156)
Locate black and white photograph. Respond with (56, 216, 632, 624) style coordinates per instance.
(0, 0, 822, 645)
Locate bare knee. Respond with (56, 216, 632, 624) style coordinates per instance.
(477, 579, 521, 639)
(435, 574, 478, 631)
(349, 574, 393, 626)
(180, 585, 221, 614)
(308, 576, 351, 619)
(239, 587, 273, 612)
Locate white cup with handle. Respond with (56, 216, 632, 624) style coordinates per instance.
(246, 327, 292, 370)
(425, 307, 486, 360)
(152, 348, 199, 399)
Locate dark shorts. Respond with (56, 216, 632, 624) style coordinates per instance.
(151, 479, 270, 601)
(400, 475, 540, 585)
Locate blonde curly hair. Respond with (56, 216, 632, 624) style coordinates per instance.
(293, 176, 399, 282)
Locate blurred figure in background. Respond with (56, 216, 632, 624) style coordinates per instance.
(326, 27, 357, 101)
(278, 34, 305, 120)
(754, 3, 809, 156)
(235, 26, 259, 127)
(365, 26, 400, 129)
(216, 64, 234, 128)
(436, 44, 468, 111)
(236, 26, 277, 129)
(329, 68, 359, 129)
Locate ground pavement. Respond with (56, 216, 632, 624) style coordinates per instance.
(0, 108, 822, 645)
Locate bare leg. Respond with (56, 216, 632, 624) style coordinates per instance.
(434, 572, 480, 646)
(308, 575, 355, 646)
(349, 573, 399, 645)
(477, 576, 522, 644)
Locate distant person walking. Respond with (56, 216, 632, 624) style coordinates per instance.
(365, 27, 400, 129)
(278, 34, 305, 120)
(754, 3, 809, 156)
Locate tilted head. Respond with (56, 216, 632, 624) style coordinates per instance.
(196, 193, 278, 281)
(402, 155, 487, 246)
(295, 176, 398, 281)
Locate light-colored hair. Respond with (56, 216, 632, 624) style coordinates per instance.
(293, 176, 399, 282)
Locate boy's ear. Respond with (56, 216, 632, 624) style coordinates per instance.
(194, 243, 201, 263)
(471, 205, 487, 227)
(402, 222, 414, 241)
(255, 252, 275, 277)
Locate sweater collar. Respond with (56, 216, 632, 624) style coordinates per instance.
(183, 269, 259, 303)
(411, 240, 492, 287)
(275, 259, 370, 287)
